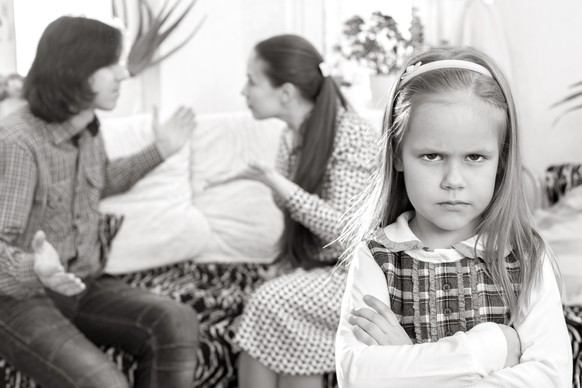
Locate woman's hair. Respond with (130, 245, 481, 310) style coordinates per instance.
(255, 34, 347, 269)
(23, 16, 122, 123)
(342, 46, 546, 323)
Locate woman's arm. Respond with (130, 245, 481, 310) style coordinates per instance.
(336, 243, 508, 388)
(281, 114, 377, 245)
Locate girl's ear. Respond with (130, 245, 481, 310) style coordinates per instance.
(394, 155, 404, 172)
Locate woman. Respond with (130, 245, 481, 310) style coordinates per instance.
(212, 34, 378, 388)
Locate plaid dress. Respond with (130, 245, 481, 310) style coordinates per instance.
(368, 229, 521, 343)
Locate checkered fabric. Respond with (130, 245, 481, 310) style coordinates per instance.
(367, 239, 521, 343)
(0, 106, 162, 298)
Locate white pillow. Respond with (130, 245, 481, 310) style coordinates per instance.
(99, 111, 286, 273)
(99, 114, 211, 274)
(534, 185, 582, 305)
(190, 111, 285, 263)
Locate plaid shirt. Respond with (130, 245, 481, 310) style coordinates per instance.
(367, 212, 521, 343)
(0, 106, 162, 298)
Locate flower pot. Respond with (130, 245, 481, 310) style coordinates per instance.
(368, 74, 397, 109)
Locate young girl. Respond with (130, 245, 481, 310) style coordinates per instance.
(335, 46, 572, 388)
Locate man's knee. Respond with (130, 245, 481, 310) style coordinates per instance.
(77, 363, 129, 388)
(151, 301, 199, 349)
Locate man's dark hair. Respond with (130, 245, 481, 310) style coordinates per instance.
(23, 16, 122, 123)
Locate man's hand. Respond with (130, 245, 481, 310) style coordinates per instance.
(32, 231, 85, 296)
(349, 295, 413, 346)
(153, 106, 196, 159)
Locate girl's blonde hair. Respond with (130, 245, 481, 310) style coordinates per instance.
(341, 46, 546, 323)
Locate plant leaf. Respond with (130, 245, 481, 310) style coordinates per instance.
(158, 0, 198, 45)
(112, 0, 119, 19)
(569, 80, 582, 89)
(125, 0, 203, 77)
(552, 103, 582, 127)
(150, 14, 207, 68)
(158, 0, 183, 27)
(550, 90, 582, 109)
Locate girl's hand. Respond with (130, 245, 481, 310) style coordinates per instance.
(206, 161, 276, 188)
(348, 295, 412, 346)
(498, 324, 522, 367)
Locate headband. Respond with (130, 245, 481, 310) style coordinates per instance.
(399, 60, 493, 87)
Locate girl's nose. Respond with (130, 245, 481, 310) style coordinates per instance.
(441, 162, 466, 190)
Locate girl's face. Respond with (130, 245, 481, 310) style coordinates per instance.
(88, 62, 129, 111)
(397, 93, 504, 246)
(241, 52, 284, 119)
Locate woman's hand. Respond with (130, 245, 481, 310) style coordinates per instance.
(153, 106, 196, 159)
(205, 160, 298, 201)
(348, 295, 412, 346)
(498, 324, 522, 367)
(206, 161, 276, 188)
(258, 262, 292, 281)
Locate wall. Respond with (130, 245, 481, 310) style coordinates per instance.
(496, 0, 582, 173)
(14, 0, 109, 75)
(157, 0, 325, 118)
(414, 0, 582, 174)
(0, 0, 16, 74)
(7, 0, 582, 173)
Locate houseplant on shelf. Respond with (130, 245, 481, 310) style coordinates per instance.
(334, 9, 424, 107)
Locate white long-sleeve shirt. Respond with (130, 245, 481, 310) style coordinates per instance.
(336, 213, 572, 388)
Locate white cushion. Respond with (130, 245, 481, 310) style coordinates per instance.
(99, 111, 285, 273)
(99, 114, 211, 274)
(190, 112, 285, 263)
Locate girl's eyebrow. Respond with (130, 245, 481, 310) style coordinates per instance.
(409, 146, 497, 154)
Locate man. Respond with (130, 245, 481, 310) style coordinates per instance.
(0, 16, 198, 388)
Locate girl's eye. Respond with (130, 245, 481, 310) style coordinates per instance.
(467, 154, 484, 162)
(421, 153, 441, 161)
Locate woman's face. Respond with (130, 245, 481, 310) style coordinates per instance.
(241, 52, 283, 120)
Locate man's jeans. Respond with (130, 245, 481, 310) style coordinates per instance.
(0, 276, 198, 388)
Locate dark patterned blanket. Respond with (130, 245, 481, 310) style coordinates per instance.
(0, 262, 338, 388)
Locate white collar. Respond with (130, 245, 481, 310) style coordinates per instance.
(374, 211, 510, 263)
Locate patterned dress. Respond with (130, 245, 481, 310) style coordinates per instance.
(235, 108, 378, 375)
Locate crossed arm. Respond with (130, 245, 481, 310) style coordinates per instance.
(335, 243, 572, 388)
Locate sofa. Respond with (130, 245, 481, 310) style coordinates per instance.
(0, 110, 580, 387)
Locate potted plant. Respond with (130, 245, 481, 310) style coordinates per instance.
(551, 80, 582, 126)
(334, 9, 424, 106)
(112, 0, 206, 77)
(110, 0, 206, 115)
